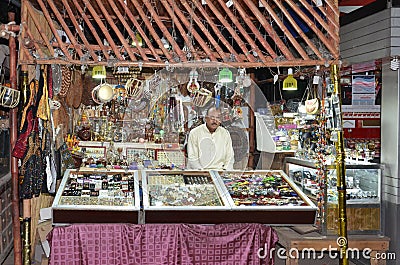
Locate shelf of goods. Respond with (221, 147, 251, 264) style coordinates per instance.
(255, 112, 297, 170)
(52, 169, 140, 224)
(77, 141, 185, 169)
(285, 157, 382, 234)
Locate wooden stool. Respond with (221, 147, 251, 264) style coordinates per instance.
(274, 226, 390, 265)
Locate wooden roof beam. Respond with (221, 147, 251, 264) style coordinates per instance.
(233, 1, 278, 60)
(105, 0, 148, 61)
(93, 0, 137, 61)
(180, 0, 227, 61)
(166, 0, 217, 61)
(19, 57, 336, 68)
(60, 0, 98, 61)
(214, 0, 271, 63)
(324, 0, 340, 19)
(128, 0, 173, 62)
(46, 0, 84, 58)
(25, 2, 55, 58)
(116, 0, 161, 62)
(191, 0, 242, 62)
(242, 0, 295, 60)
(21, 23, 46, 58)
(202, 0, 254, 62)
(298, 0, 339, 43)
(159, 0, 199, 61)
(259, 0, 310, 60)
(72, 0, 110, 60)
(35, 0, 73, 61)
(285, 0, 339, 58)
(83, 0, 124, 61)
(270, 0, 323, 60)
(142, 0, 186, 62)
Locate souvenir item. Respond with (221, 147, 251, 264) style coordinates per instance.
(192, 88, 212, 107)
(0, 85, 20, 108)
(125, 78, 144, 100)
(186, 69, 200, 93)
(305, 85, 320, 115)
(51, 64, 62, 95)
(81, 74, 98, 106)
(72, 70, 84, 108)
(58, 65, 72, 97)
(305, 98, 320, 115)
(92, 83, 114, 104)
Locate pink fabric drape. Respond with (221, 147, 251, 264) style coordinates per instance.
(48, 223, 278, 265)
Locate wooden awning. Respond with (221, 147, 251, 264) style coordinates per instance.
(19, 0, 339, 68)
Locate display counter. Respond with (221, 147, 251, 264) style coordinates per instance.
(285, 157, 382, 234)
(52, 169, 318, 225)
(52, 169, 140, 224)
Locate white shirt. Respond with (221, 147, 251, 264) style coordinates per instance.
(187, 124, 234, 170)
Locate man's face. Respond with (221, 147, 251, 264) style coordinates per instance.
(205, 109, 221, 132)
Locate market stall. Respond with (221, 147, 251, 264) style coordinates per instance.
(0, 0, 346, 264)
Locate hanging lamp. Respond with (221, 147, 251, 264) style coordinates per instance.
(283, 68, 297, 90)
(132, 32, 143, 47)
(92, 65, 107, 79)
(218, 68, 233, 83)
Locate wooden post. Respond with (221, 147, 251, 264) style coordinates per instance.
(8, 10, 23, 265)
(247, 73, 256, 169)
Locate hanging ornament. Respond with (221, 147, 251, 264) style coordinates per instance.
(187, 69, 200, 93)
(214, 82, 222, 108)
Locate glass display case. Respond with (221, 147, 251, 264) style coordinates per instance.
(52, 169, 140, 224)
(212, 170, 318, 224)
(142, 170, 231, 223)
(285, 157, 382, 234)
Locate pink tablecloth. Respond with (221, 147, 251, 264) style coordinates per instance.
(48, 223, 278, 265)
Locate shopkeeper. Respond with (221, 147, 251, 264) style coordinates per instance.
(187, 107, 234, 170)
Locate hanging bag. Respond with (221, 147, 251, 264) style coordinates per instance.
(305, 84, 320, 115)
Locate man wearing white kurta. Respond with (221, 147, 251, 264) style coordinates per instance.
(187, 107, 234, 170)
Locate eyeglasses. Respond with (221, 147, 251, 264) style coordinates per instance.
(206, 115, 221, 122)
